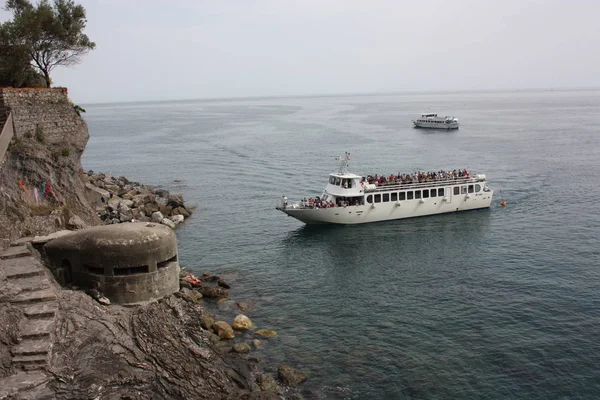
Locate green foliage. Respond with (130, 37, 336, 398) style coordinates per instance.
(73, 103, 85, 115)
(60, 148, 71, 157)
(50, 150, 60, 161)
(1, 0, 96, 87)
(35, 124, 44, 142)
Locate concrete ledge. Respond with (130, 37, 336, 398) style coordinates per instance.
(23, 303, 57, 319)
(19, 318, 54, 339)
(2, 257, 45, 279)
(12, 339, 51, 356)
(11, 289, 56, 304)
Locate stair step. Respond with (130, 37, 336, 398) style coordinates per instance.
(10, 276, 51, 292)
(11, 289, 56, 304)
(23, 303, 58, 319)
(0, 245, 31, 260)
(12, 354, 48, 365)
(19, 318, 54, 339)
(12, 339, 51, 356)
(1, 257, 45, 279)
(0, 371, 49, 398)
(10, 237, 34, 247)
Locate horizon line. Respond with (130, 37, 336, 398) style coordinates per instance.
(79, 86, 600, 106)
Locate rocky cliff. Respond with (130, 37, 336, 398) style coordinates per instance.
(0, 88, 98, 248)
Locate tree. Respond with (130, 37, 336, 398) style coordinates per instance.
(2, 0, 95, 87)
(0, 24, 45, 87)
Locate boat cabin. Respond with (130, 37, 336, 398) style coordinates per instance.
(320, 172, 365, 207)
(421, 113, 437, 118)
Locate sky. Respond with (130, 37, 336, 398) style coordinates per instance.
(2, 0, 600, 103)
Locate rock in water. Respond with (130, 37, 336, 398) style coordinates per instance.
(232, 314, 252, 330)
(278, 364, 308, 387)
(161, 218, 176, 229)
(213, 321, 235, 339)
(255, 329, 277, 338)
(233, 343, 251, 353)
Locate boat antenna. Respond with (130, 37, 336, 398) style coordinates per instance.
(335, 152, 350, 174)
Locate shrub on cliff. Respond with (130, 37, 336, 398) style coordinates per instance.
(0, 0, 96, 88)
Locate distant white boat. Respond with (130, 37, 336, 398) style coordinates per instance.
(276, 152, 493, 225)
(412, 113, 459, 130)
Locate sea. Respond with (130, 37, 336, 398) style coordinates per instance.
(81, 89, 600, 399)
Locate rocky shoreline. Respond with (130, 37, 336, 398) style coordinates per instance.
(82, 170, 194, 229)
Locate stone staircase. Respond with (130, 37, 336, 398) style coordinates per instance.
(0, 244, 57, 372)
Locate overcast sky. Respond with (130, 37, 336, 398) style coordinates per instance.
(2, 0, 599, 103)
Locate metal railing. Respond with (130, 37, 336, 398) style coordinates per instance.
(0, 113, 14, 169)
(367, 176, 478, 192)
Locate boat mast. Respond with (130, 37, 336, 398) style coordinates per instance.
(336, 152, 350, 174)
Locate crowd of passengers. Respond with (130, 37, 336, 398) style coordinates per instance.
(301, 197, 360, 208)
(365, 169, 470, 185)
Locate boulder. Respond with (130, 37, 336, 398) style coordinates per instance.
(168, 194, 185, 208)
(255, 330, 277, 338)
(120, 199, 134, 208)
(160, 205, 173, 216)
(67, 215, 88, 230)
(174, 206, 191, 218)
(170, 215, 184, 224)
(179, 287, 203, 304)
(151, 211, 164, 223)
(145, 202, 160, 215)
(256, 373, 282, 394)
(252, 339, 262, 349)
(200, 312, 215, 330)
(161, 218, 176, 229)
(213, 321, 235, 339)
(278, 364, 307, 387)
(233, 314, 252, 330)
(232, 343, 251, 354)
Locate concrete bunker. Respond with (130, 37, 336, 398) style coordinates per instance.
(44, 222, 180, 304)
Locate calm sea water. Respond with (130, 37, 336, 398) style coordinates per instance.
(82, 90, 600, 399)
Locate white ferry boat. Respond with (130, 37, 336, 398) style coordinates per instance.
(412, 113, 459, 129)
(276, 153, 493, 225)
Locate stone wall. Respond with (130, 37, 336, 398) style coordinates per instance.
(0, 87, 98, 245)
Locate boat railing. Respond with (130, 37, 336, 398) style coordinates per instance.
(368, 176, 478, 192)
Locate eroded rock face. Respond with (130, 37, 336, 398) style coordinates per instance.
(45, 291, 256, 399)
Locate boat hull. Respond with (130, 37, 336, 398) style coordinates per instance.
(413, 121, 459, 129)
(278, 190, 493, 225)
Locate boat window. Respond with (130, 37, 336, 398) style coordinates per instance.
(461, 186, 467, 194)
(415, 190, 421, 199)
(391, 192, 398, 201)
(423, 190, 429, 199)
(329, 176, 335, 184)
(374, 194, 381, 203)
(383, 193, 389, 202)
(407, 191, 413, 200)
(367, 195, 373, 204)
(475, 184, 481, 192)
(468, 185, 474, 193)
(438, 188, 444, 197)
(335, 177, 341, 186)
(430, 189, 436, 198)
(399, 192, 406, 201)
(453, 186, 460, 195)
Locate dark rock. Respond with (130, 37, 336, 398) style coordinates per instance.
(217, 279, 231, 289)
(200, 312, 215, 331)
(179, 287, 203, 304)
(278, 364, 308, 387)
(248, 392, 282, 400)
(180, 280, 193, 290)
(257, 373, 282, 394)
(233, 343, 251, 354)
(197, 285, 229, 299)
(160, 205, 173, 216)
